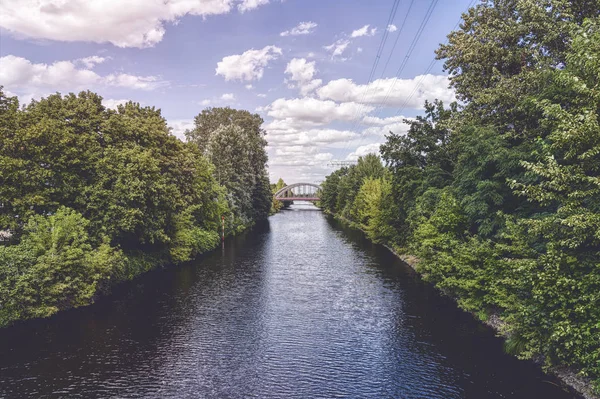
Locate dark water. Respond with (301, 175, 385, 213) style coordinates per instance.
(0, 204, 577, 398)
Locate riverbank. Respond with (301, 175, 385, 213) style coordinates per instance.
(327, 211, 598, 399)
(0, 217, 258, 329)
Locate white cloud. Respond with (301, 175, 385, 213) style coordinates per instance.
(245, 84, 253, 89)
(346, 143, 382, 160)
(351, 24, 376, 38)
(360, 115, 414, 137)
(317, 74, 455, 109)
(387, 24, 397, 33)
(221, 93, 235, 101)
(257, 93, 267, 98)
(324, 39, 351, 59)
(78, 56, 107, 69)
(284, 58, 322, 96)
(201, 99, 212, 106)
(0, 55, 166, 93)
(267, 128, 359, 146)
(102, 98, 129, 109)
(362, 121, 410, 137)
(270, 150, 334, 166)
(357, 47, 363, 53)
(0, 0, 269, 48)
(0, 55, 100, 89)
(362, 115, 408, 125)
(238, 0, 269, 13)
(216, 45, 282, 81)
(265, 97, 373, 127)
(298, 79, 322, 96)
(285, 58, 316, 82)
(105, 73, 166, 90)
(280, 21, 317, 36)
(168, 119, 194, 141)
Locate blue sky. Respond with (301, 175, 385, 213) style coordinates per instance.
(0, 0, 471, 183)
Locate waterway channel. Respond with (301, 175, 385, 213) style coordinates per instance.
(0, 204, 577, 398)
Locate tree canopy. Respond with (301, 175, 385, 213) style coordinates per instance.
(321, 4, 600, 391)
(0, 92, 272, 327)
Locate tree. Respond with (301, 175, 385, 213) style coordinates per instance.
(0, 208, 124, 327)
(437, 0, 599, 134)
(504, 17, 600, 378)
(187, 108, 271, 229)
(380, 100, 457, 242)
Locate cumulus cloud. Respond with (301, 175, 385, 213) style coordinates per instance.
(285, 58, 316, 82)
(346, 143, 382, 160)
(351, 24, 376, 38)
(245, 84, 253, 90)
(78, 56, 108, 69)
(323, 39, 351, 59)
(238, 0, 269, 13)
(317, 74, 455, 109)
(221, 93, 235, 101)
(280, 21, 317, 36)
(387, 24, 397, 32)
(359, 114, 414, 137)
(0, 55, 166, 93)
(257, 93, 267, 98)
(267, 128, 359, 146)
(362, 121, 410, 137)
(265, 97, 373, 127)
(0, 55, 100, 89)
(270, 151, 334, 167)
(284, 58, 322, 96)
(168, 119, 194, 141)
(0, 0, 269, 48)
(200, 99, 212, 106)
(362, 115, 407, 125)
(216, 45, 282, 81)
(105, 73, 166, 90)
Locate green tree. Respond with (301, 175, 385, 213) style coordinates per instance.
(380, 100, 457, 242)
(0, 208, 124, 327)
(187, 108, 271, 229)
(504, 17, 600, 380)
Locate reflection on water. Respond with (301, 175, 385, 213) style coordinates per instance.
(0, 204, 577, 398)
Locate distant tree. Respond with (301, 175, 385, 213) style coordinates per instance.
(187, 107, 271, 229)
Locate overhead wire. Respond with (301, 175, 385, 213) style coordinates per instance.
(394, 0, 477, 116)
(346, 0, 440, 155)
(335, 0, 402, 159)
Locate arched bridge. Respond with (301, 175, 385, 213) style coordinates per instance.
(274, 183, 321, 201)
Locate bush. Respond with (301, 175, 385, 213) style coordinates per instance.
(0, 208, 123, 327)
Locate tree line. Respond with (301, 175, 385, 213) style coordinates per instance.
(320, 1, 599, 390)
(0, 92, 273, 327)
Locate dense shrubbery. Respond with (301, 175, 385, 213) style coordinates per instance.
(321, 2, 600, 389)
(0, 91, 271, 327)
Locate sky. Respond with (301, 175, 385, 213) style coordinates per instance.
(0, 0, 472, 184)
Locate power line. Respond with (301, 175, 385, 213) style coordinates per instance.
(347, 0, 402, 130)
(346, 0, 440, 156)
(395, 0, 477, 116)
(378, 0, 416, 79)
(371, 0, 439, 118)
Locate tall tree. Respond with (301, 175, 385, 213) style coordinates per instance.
(187, 107, 271, 228)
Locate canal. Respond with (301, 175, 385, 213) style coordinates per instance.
(0, 204, 576, 398)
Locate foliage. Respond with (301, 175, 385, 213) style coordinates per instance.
(379, 99, 457, 243)
(187, 108, 271, 232)
(322, 5, 600, 388)
(271, 178, 292, 214)
(0, 208, 124, 327)
(0, 92, 270, 327)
